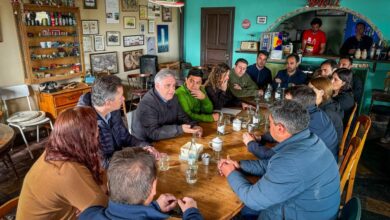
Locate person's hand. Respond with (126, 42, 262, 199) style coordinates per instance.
(258, 89, 264, 97)
(241, 102, 249, 110)
(156, 193, 178, 212)
(275, 78, 282, 84)
(220, 79, 228, 91)
(212, 113, 220, 122)
(178, 197, 198, 213)
(242, 132, 255, 146)
(193, 126, 203, 138)
(143, 146, 162, 160)
(190, 89, 206, 100)
(233, 83, 242, 90)
(218, 158, 240, 176)
(182, 124, 200, 134)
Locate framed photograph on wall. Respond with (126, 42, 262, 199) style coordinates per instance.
(139, 21, 147, 35)
(148, 20, 155, 33)
(256, 16, 267, 24)
(122, 0, 138, 12)
(123, 35, 144, 47)
(90, 52, 119, 74)
(106, 31, 121, 46)
(162, 7, 172, 22)
(83, 0, 97, 9)
(139, 5, 148, 20)
(123, 49, 143, 71)
(83, 35, 94, 52)
(81, 20, 99, 35)
(123, 16, 136, 29)
(157, 24, 169, 53)
(94, 35, 105, 51)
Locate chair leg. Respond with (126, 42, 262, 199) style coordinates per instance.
(36, 125, 40, 143)
(5, 153, 19, 179)
(14, 126, 34, 159)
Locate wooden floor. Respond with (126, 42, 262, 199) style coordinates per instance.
(1, 126, 389, 219)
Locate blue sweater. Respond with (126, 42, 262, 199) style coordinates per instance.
(228, 129, 340, 220)
(272, 69, 307, 89)
(248, 105, 339, 161)
(246, 64, 272, 90)
(79, 200, 204, 220)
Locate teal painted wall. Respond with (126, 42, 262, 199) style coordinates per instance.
(184, 0, 390, 66)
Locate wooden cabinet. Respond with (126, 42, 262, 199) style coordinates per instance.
(38, 83, 90, 119)
(12, 4, 85, 84)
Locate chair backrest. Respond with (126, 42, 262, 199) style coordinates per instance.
(339, 197, 362, 220)
(0, 85, 33, 119)
(0, 197, 19, 218)
(127, 73, 151, 90)
(339, 103, 358, 158)
(350, 115, 371, 147)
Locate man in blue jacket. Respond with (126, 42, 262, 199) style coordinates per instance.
(246, 50, 272, 92)
(219, 100, 340, 220)
(273, 54, 307, 89)
(80, 147, 203, 220)
(78, 75, 160, 168)
(244, 85, 339, 161)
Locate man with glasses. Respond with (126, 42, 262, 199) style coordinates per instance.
(176, 69, 219, 122)
(228, 58, 261, 98)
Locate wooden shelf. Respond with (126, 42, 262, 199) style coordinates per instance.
(30, 72, 83, 84)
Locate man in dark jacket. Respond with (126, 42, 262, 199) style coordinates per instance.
(273, 54, 307, 89)
(79, 147, 203, 220)
(78, 75, 158, 168)
(246, 50, 272, 92)
(132, 69, 202, 142)
(244, 85, 339, 161)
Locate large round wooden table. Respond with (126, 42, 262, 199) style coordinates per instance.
(0, 123, 18, 178)
(154, 118, 259, 220)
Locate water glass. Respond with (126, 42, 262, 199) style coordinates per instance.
(213, 150, 221, 161)
(248, 123, 256, 134)
(159, 154, 169, 171)
(186, 166, 198, 184)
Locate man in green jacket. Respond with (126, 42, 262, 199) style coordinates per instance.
(228, 58, 260, 97)
(176, 69, 219, 122)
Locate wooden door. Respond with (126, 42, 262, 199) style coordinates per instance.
(201, 7, 235, 66)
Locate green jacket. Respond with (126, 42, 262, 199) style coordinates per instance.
(175, 85, 214, 122)
(228, 70, 259, 97)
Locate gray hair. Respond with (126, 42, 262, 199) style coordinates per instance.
(284, 85, 316, 108)
(154, 68, 176, 85)
(91, 75, 122, 107)
(269, 100, 310, 135)
(108, 147, 157, 205)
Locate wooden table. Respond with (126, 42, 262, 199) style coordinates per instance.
(0, 124, 18, 178)
(154, 119, 258, 220)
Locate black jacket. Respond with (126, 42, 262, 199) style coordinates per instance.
(205, 85, 241, 110)
(319, 99, 344, 144)
(333, 91, 355, 126)
(131, 88, 195, 142)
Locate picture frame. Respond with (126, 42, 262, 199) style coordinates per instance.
(256, 16, 267, 24)
(148, 20, 155, 34)
(81, 20, 99, 35)
(83, 35, 94, 52)
(83, 0, 97, 9)
(122, 0, 138, 12)
(157, 25, 169, 53)
(315, 9, 346, 16)
(123, 16, 136, 29)
(90, 52, 119, 74)
(139, 21, 147, 35)
(139, 5, 148, 20)
(162, 7, 172, 22)
(106, 31, 121, 46)
(123, 49, 143, 71)
(123, 35, 144, 47)
(94, 35, 105, 51)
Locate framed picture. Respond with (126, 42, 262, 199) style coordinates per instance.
(94, 35, 105, 51)
(90, 52, 119, 74)
(256, 16, 267, 24)
(123, 35, 144, 47)
(157, 25, 169, 53)
(139, 5, 148, 20)
(139, 21, 147, 35)
(122, 0, 138, 12)
(83, 35, 94, 52)
(146, 36, 156, 55)
(148, 2, 161, 19)
(315, 9, 346, 16)
(162, 7, 172, 22)
(123, 49, 143, 71)
(106, 31, 121, 46)
(83, 0, 97, 9)
(148, 20, 155, 34)
(81, 20, 99, 35)
(124, 16, 136, 29)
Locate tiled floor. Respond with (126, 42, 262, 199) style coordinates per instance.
(1, 125, 390, 219)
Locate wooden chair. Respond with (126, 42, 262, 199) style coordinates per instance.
(339, 197, 362, 220)
(0, 197, 18, 219)
(339, 103, 358, 159)
(339, 137, 362, 205)
(127, 73, 151, 109)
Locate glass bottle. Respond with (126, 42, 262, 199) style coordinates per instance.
(252, 98, 261, 128)
(217, 113, 225, 135)
(188, 133, 198, 166)
(264, 84, 272, 102)
(274, 83, 282, 101)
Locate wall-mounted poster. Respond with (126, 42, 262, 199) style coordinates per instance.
(162, 7, 172, 22)
(124, 16, 136, 29)
(123, 35, 144, 47)
(146, 36, 156, 55)
(90, 52, 119, 74)
(81, 20, 99, 35)
(157, 25, 168, 53)
(106, 31, 121, 46)
(122, 0, 138, 12)
(94, 35, 105, 51)
(148, 20, 155, 34)
(139, 5, 148, 20)
(147, 2, 160, 19)
(106, 0, 120, 24)
(123, 49, 143, 71)
(83, 35, 94, 52)
(139, 21, 146, 35)
(84, 0, 97, 9)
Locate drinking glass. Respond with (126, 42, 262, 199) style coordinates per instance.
(186, 165, 198, 184)
(159, 154, 169, 171)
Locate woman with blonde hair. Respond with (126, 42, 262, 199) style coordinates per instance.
(309, 76, 343, 144)
(17, 107, 108, 220)
(205, 63, 247, 110)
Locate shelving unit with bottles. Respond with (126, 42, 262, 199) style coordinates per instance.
(13, 3, 85, 84)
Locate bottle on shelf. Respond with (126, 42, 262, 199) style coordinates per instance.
(376, 40, 382, 60)
(274, 83, 282, 101)
(264, 84, 272, 101)
(369, 43, 376, 60)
